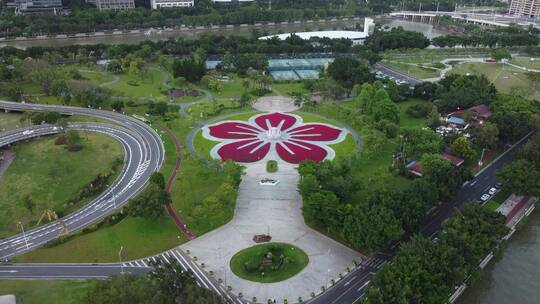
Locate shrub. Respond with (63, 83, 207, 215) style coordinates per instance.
(406, 103, 433, 118)
(266, 160, 278, 173)
(127, 80, 139, 86)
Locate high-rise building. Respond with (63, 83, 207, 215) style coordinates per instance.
(10, 0, 63, 13)
(87, 0, 134, 10)
(509, 0, 540, 18)
(151, 0, 193, 9)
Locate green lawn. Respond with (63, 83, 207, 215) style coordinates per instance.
(0, 133, 123, 238)
(449, 62, 540, 100)
(108, 68, 166, 98)
(272, 82, 308, 96)
(381, 60, 441, 79)
(15, 216, 185, 263)
(0, 112, 30, 131)
(78, 69, 114, 85)
(229, 243, 309, 283)
(398, 99, 429, 128)
(0, 280, 93, 304)
(510, 56, 540, 69)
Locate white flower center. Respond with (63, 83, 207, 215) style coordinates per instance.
(265, 127, 282, 140)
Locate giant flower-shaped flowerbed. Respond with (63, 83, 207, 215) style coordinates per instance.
(201, 112, 347, 164)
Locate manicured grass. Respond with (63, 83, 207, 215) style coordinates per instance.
(0, 280, 93, 304)
(14, 124, 185, 263)
(229, 243, 309, 283)
(398, 99, 429, 128)
(0, 112, 29, 131)
(381, 60, 441, 79)
(272, 82, 308, 96)
(450, 62, 540, 100)
(483, 189, 511, 212)
(108, 68, 165, 98)
(15, 216, 186, 263)
(185, 100, 252, 120)
(510, 56, 540, 69)
(79, 70, 114, 85)
(0, 132, 123, 238)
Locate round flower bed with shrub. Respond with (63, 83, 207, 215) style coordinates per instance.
(229, 243, 308, 283)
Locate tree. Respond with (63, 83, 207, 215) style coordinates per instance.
(372, 89, 400, 124)
(401, 128, 443, 159)
(474, 122, 499, 150)
(150, 172, 166, 190)
(491, 48, 512, 62)
(452, 136, 475, 162)
(111, 100, 125, 112)
(127, 183, 169, 219)
(491, 94, 538, 142)
(498, 160, 540, 197)
(421, 154, 471, 199)
(386, 80, 400, 102)
(327, 57, 374, 89)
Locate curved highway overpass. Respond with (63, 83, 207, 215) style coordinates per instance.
(0, 100, 165, 260)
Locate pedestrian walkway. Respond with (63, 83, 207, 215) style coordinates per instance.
(179, 163, 361, 303)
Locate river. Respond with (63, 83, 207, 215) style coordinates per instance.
(458, 209, 540, 304)
(0, 19, 355, 49)
(1, 16, 538, 304)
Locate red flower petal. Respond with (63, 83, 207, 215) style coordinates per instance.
(288, 124, 342, 141)
(276, 140, 328, 164)
(254, 112, 297, 131)
(217, 139, 270, 163)
(208, 122, 260, 139)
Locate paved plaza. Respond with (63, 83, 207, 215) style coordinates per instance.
(180, 163, 362, 302)
(253, 96, 299, 112)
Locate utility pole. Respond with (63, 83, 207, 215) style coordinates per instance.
(18, 222, 29, 250)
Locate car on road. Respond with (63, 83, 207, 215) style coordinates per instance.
(22, 130, 34, 135)
(480, 194, 491, 202)
(488, 187, 498, 195)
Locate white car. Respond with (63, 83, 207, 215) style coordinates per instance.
(259, 178, 279, 186)
(22, 130, 34, 135)
(480, 194, 491, 202)
(488, 187, 498, 195)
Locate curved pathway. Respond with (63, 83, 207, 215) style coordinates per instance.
(0, 100, 165, 260)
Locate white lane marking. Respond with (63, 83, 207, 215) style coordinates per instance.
(0, 270, 18, 273)
(344, 276, 357, 287)
(358, 280, 370, 291)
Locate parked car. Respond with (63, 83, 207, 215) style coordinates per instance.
(488, 187, 498, 195)
(480, 194, 491, 202)
(495, 182, 503, 189)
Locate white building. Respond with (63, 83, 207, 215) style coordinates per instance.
(259, 18, 375, 45)
(151, 0, 193, 9)
(212, 0, 254, 3)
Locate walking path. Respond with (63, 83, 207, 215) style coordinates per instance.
(158, 124, 196, 241)
(180, 163, 361, 302)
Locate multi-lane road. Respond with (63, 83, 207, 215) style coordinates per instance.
(0, 99, 534, 304)
(0, 100, 165, 260)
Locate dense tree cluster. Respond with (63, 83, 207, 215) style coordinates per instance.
(365, 26, 430, 52)
(498, 134, 540, 197)
(363, 203, 508, 304)
(84, 259, 224, 304)
(127, 172, 170, 219)
(433, 74, 497, 113)
(432, 25, 540, 48)
(297, 154, 469, 251)
(0, 1, 364, 37)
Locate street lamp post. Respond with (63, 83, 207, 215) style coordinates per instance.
(119, 246, 124, 274)
(18, 221, 29, 250)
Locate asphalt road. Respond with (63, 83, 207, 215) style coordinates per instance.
(373, 62, 423, 85)
(0, 99, 533, 304)
(0, 100, 165, 260)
